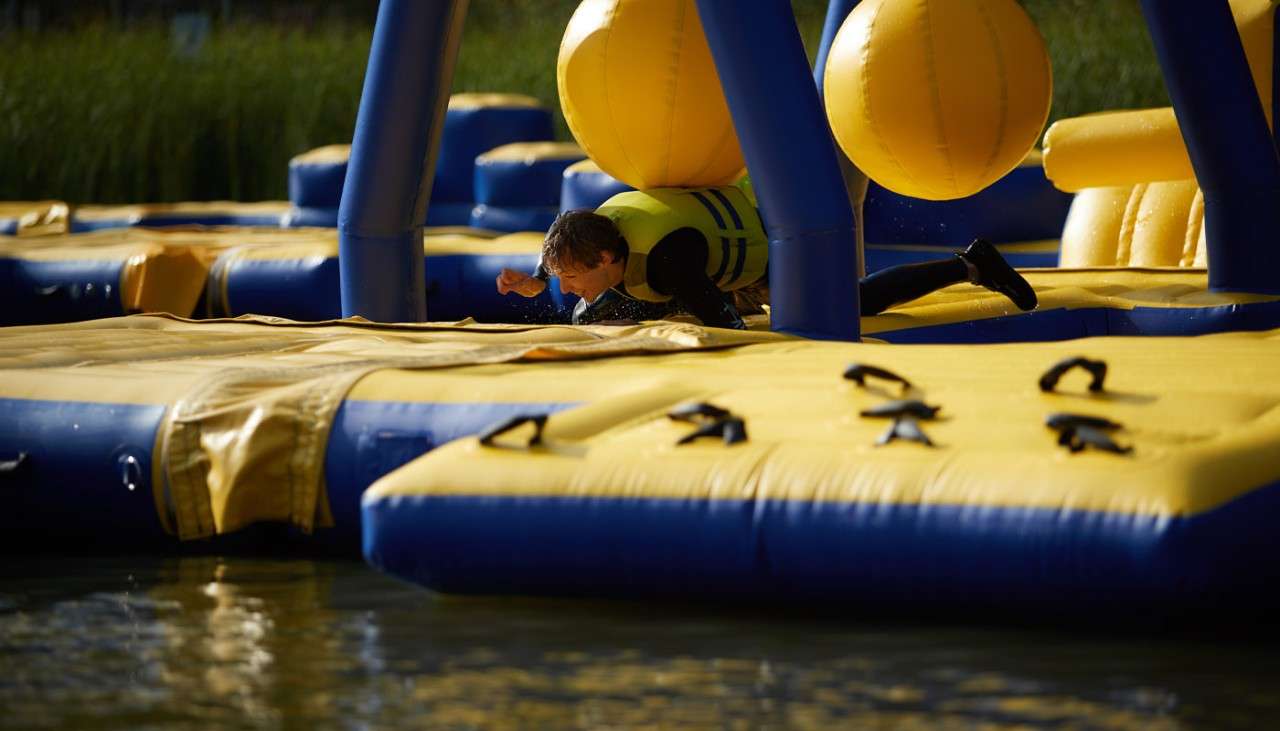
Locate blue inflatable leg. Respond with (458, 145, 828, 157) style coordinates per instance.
(695, 0, 861, 341)
(338, 0, 469, 321)
(1140, 0, 1280, 294)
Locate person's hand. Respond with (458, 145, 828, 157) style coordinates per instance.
(496, 268, 547, 297)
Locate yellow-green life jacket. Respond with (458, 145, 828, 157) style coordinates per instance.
(597, 187, 769, 303)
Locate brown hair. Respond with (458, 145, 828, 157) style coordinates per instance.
(541, 210, 628, 273)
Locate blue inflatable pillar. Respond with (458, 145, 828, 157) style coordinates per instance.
(813, 0, 859, 97)
(338, 0, 468, 321)
(1140, 0, 1280, 294)
(696, 0, 861, 341)
(812, 0, 866, 279)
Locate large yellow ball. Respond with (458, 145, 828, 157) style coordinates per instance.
(557, 0, 745, 190)
(823, 0, 1052, 200)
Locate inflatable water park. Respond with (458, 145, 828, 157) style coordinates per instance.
(4, 0, 1280, 616)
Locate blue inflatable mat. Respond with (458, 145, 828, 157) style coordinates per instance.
(863, 158, 1073, 246)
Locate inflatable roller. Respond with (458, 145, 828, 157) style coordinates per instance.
(71, 202, 290, 232)
(1042, 109, 1194, 193)
(362, 327, 1280, 610)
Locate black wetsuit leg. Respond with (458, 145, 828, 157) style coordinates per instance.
(647, 229, 747, 329)
(858, 256, 969, 315)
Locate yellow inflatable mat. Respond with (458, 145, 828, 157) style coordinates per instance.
(359, 326, 1280, 609)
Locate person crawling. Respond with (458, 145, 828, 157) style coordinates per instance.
(495, 186, 1037, 329)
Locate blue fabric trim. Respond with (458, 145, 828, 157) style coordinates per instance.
(711, 236, 732, 283)
(730, 236, 749, 285)
(688, 190, 727, 230)
(708, 188, 744, 230)
(363, 476, 1280, 609)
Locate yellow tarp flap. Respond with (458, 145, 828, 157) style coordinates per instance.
(0, 314, 785, 539)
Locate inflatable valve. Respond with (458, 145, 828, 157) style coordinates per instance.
(478, 414, 549, 449)
(842, 363, 914, 395)
(1038, 356, 1108, 393)
(875, 417, 935, 448)
(1046, 413, 1131, 455)
(667, 402, 748, 446)
(0, 452, 29, 477)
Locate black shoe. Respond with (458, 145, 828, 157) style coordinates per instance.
(958, 239, 1038, 311)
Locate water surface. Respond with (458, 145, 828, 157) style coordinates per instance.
(2, 556, 1276, 729)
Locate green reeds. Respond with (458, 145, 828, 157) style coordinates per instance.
(0, 1, 1168, 204)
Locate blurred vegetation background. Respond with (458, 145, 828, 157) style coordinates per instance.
(0, 0, 1169, 203)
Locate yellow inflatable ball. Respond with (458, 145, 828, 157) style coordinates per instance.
(557, 0, 745, 190)
(823, 0, 1052, 201)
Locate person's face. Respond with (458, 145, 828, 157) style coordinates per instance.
(555, 252, 620, 302)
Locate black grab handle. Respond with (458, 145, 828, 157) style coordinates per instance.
(667, 402, 733, 423)
(1045, 412, 1131, 455)
(478, 414, 549, 448)
(843, 363, 913, 393)
(676, 416, 748, 446)
(668, 403, 748, 446)
(860, 399, 941, 420)
(1039, 356, 1108, 393)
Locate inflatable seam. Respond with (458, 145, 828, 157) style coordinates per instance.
(920, 0, 958, 197)
(858, 1, 925, 196)
(1116, 183, 1146, 266)
(972, 0, 1010, 193)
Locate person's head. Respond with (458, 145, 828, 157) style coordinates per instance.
(541, 210, 628, 301)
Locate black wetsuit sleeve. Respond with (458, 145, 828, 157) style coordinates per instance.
(647, 228, 746, 330)
(532, 258, 551, 282)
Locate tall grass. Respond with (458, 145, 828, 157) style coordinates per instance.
(0, 0, 1169, 204)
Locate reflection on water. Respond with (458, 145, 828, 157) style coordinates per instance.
(1, 556, 1277, 730)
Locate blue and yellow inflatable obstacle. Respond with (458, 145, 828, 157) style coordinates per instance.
(0, 315, 780, 551)
(285, 93, 557, 228)
(0, 227, 572, 326)
(362, 327, 1280, 611)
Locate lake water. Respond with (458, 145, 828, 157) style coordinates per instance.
(2, 556, 1277, 730)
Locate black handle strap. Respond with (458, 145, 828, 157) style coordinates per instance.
(842, 363, 913, 393)
(1045, 412, 1131, 454)
(1056, 425, 1132, 454)
(874, 417, 935, 448)
(667, 402, 733, 423)
(1045, 413, 1122, 431)
(478, 414, 549, 448)
(860, 398, 941, 420)
(1039, 356, 1107, 393)
(676, 416, 748, 446)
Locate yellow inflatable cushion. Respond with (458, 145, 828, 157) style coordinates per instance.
(448, 93, 544, 110)
(475, 141, 586, 164)
(0, 201, 71, 236)
(1058, 182, 1206, 268)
